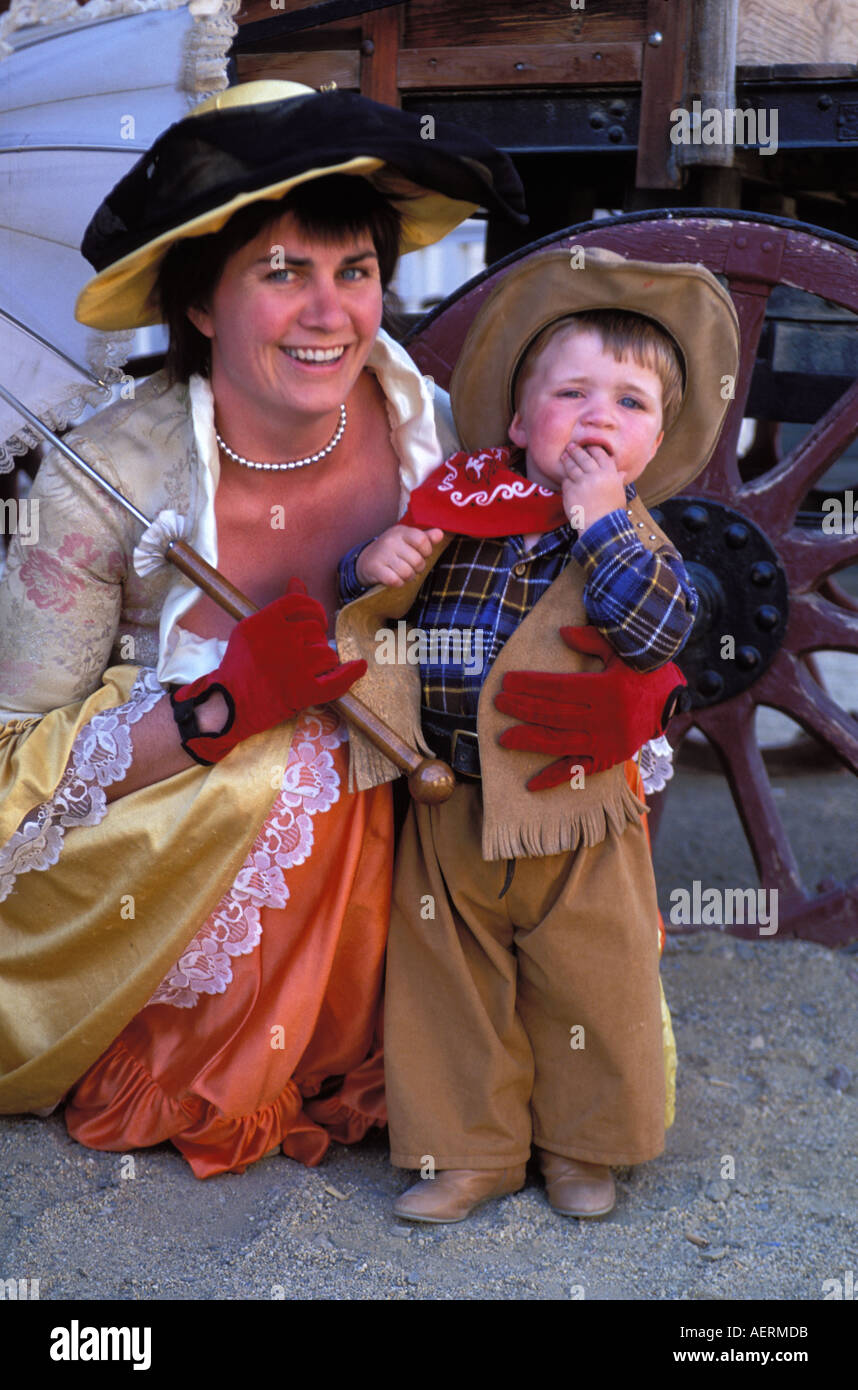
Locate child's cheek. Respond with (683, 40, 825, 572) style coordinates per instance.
(540, 401, 578, 439)
(551, 398, 579, 422)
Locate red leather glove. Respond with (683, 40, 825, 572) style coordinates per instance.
(494, 625, 689, 791)
(170, 577, 367, 765)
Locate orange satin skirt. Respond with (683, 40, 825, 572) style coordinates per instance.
(65, 713, 392, 1179)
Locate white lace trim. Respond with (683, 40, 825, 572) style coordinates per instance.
(638, 734, 676, 795)
(0, 669, 164, 904)
(0, 383, 112, 471)
(149, 709, 349, 1010)
(183, 0, 240, 100)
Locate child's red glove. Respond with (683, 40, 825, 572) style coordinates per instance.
(494, 625, 689, 791)
(170, 577, 367, 765)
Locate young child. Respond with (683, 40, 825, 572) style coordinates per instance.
(336, 247, 739, 1221)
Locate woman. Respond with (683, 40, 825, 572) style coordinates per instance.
(0, 80, 526, 1176)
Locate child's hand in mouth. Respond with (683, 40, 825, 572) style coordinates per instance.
(576, 439, 613, 459)
(558, 441, 626, 531)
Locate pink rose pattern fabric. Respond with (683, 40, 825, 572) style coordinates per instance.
(20, 534, 124, 612)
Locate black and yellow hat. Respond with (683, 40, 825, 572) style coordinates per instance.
(75, 80, 527, 331)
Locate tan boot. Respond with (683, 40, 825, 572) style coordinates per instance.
(393, 1166, 526, 1224)
(536, 1149, 616, 1217)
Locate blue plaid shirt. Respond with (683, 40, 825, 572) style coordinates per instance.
(338, 484, 698, 727)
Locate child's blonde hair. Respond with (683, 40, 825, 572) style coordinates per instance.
(513, 309, 685, 433)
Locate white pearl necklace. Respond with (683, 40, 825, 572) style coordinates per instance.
(215, 404, 347, 471)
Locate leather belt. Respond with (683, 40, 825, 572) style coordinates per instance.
(422, 711, 481, 781)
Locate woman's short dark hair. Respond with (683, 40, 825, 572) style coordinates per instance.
(158, 174, 403, 383)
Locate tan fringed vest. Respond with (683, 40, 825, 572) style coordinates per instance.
(336, 492, 677, 860)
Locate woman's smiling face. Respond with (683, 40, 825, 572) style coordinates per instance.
(188, 210, 385, 427)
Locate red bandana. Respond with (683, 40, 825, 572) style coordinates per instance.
(400, 449, 567, 538)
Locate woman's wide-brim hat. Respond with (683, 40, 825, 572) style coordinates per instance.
(75, 80, 527, 331)
(450, 246, 740, 505)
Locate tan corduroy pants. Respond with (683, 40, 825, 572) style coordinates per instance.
(384, 783, 666, 1170)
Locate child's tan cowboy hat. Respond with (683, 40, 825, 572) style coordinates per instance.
(76, 80, 527, 331)
(450, 246, 740, 505)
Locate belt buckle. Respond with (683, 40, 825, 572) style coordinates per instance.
(450, 728, 480, 779)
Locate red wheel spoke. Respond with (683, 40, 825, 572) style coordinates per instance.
(695, 287, 771, 503)
(724, 289, 771, 422)
(779, 526, 858, 590)
(753, 650, 858, 774)
(739, 380, 858, 537)
(693, 696, 805, 904)
(786, 591, 858, 654)
(775, 882, 858, 947)
(821, 576, 858, 614)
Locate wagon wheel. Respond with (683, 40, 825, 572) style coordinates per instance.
(406, 211, 858, 947)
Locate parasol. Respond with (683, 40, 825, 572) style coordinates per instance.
(0, 0, 240, 468)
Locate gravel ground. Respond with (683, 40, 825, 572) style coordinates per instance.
(0, 753, 856, 1303)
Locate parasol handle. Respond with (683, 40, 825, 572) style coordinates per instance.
(164, 537, 456, 806)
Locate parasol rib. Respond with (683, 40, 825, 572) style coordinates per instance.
(0, 311, 107, 387)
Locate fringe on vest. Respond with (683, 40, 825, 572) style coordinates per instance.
(481, 775, 648, 862)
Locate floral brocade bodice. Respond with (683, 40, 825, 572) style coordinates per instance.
(0, 373, 200, 718)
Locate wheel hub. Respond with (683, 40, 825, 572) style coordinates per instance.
(651, 498, 790, 708)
